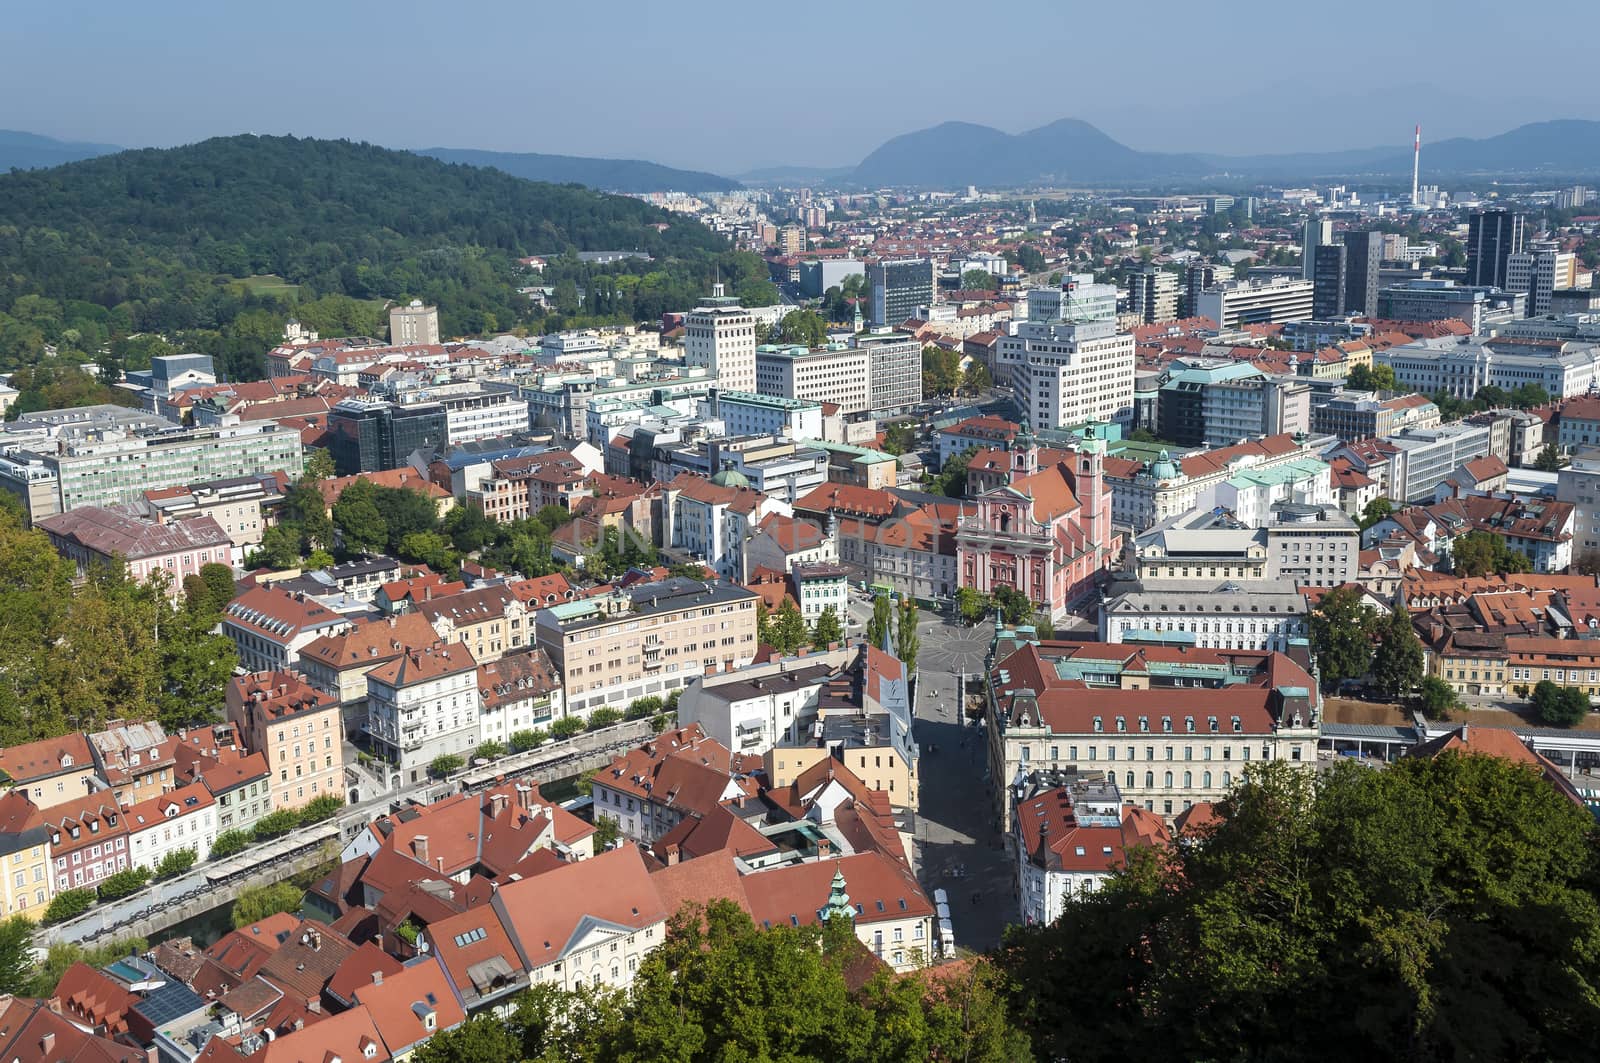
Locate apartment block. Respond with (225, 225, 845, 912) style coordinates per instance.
(226, 670, 348, 811)
(534, 577, 760, 718)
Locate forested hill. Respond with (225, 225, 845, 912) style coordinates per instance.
(418, 147, 740, 193)
(0, 135, 738, 380)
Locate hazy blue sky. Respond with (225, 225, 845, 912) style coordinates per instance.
(3, 0, 1594, 175)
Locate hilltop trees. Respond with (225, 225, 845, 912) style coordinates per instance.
(997, 756, 1600, 1061)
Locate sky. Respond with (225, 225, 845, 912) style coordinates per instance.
(3, 0, 1595, 176)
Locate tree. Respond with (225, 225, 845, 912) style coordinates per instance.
(1032, 612, 1055, 639)
(430, 753, 465, 777)
(625, 695, 663, 721)
(1369, 607, 1424, 700)
(551, 716, 585, 740)
(736, 278, 780, 308)
(509, 728, 548, 752)
(231, 882, 304, 928)
(1417, 676, 1461, 720)
(1368, 364, 1397, 391)
(1308, 585, 1377, 690)
(961, 268, 996, 290)
(773, 309, 827, 347)
(252, 809, 300, 839)
(755, 599, 773, 647)
(1346, 363, 1373, 390)
(922, 346, 961, 396)
(303, 448, 336, 481)
(97, 867, 151, 902)
(593, 813, 621, 850)
(154, 848, 196, 880)
(811, 605, 844, 648)
(896, 599, 920, 676)
(399, 530, 456, 572)
(1358, 497, 1394, 531)
(991, 584, 1034, 625)
(210, 830, 251, 860)
(962, 359, 993, 394)
(298, 794, 344, 824)
(996, 756, 1600, 1062)
(0, 918, 32, 996)
(373, 487, 442, 554)
(769, 598, 809, 656)
(865, 595, 893, 650)
(587, 707, 623, 730)
(929, 446, 973, 498)
(1451, 529, 1530, 578)
(1535, 442, 1564, 472)
(882, 421, 917, 456)
(304, 548, 335, 570)
(42, 889, 95, 926)
(955, 586, 990, 625)
(1531, 679, 1590, 726)
(331, 479, 387, 556)
(410, 1016, 523, 1063)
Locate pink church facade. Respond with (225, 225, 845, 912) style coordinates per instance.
(956, 430, 1122, 621)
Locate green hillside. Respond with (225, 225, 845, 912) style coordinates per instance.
(0, 134, 742, 379)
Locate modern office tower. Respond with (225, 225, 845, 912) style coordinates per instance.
(1311, 244, 1349, 319)
(1302, 217, 1333, 280)
(327, 398, 448, 474)
(755, 343, 872, 414)
(867, 259, 936, 328)
(1195, 277, 1316, 330)
(1505, 240, 1573, 318)
(1378, 280, 1526, 331)
(1127, 266, 1180, 324)
(852, 330, 923, 413)
(1341, 229, 1382, 317)
(1466, 208, 1525, 288)
(684, 283, 758, 392)
(1183, 262, 1234, 318)
(388, 300, 440, 345)
(993, 276, 1136, 428)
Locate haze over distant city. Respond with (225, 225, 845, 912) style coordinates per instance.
(4, 0, 1595, 175)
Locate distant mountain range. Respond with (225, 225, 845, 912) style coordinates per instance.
(416, 147, 740, 193)
(0, 130, 121, 170)
(849, 118, 1600, 188)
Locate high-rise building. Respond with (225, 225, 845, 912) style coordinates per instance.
(867, 259, 936, 328)
(1341, 230, 1382, 317)
(852, 330, 923, 413)
(327, 398, 448, 474)
(1466, 208, 1525, 288)
(1301, 217, 1333, 280)
(994, 276, 1136, 429)
(1182, 262, 1234, 319)
(684, 284, 758, 392)
(388, 300, 440, 346)
(778, 225, 806, 255)
(1311, 244, 1348, 319)
(1195, 277, 1315, 330)
(756, 343, 872, 414)
(1506, 240, 1574, 318)
(1127, 267, 1180, 324)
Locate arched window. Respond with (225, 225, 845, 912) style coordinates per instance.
(1223, 771, 1232, 787)
(1126, 771, 1135, 790)
(1163, 771, 1173, 789)
(1183, 771, 1192, 788)
(1203, 771, 1213, 788)
(1143, 771, 1153, 789)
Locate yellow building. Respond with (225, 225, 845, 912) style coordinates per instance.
(0, 734, 99, 812)
(0, 792, 53, 918)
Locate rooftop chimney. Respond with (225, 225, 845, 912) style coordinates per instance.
(412, 835, 429, 863)
(372, 971, 384, 986)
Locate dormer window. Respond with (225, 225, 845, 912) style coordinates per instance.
(1208, 716, 1219, 733)
(60, 754, 73, 768)
(1161, 718, 1172, 734)
(1115, 717, 1127, 733)
(1185, 717, 1195, 733)
(1138, 717, 1149, 733)
(1092, 716, 1103, 733)
(1232, 716, 1243, 733)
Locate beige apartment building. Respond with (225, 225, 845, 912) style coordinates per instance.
(225, 671, 347, 812)
(534, 577, 759, 719)
(0, 735, 99, 812)
(418, 585, 530, 664)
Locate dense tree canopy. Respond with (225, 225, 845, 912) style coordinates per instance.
(1451, 529, 1531, 578)
(408, 901, 1029, 1062)
(1309, 585, 1378, 690)
(0, 135, 738, 379)
(998, 756, 1600, 1062)
(0, 507, 235, 741)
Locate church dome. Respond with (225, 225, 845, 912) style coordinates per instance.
(710, 466, 750, 489)
(1151, 449, 1180, 480)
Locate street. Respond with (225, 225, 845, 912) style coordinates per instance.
(847, 596, 1017, 951)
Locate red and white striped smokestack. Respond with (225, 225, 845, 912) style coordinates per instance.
(1411, 125, 1421, 207)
